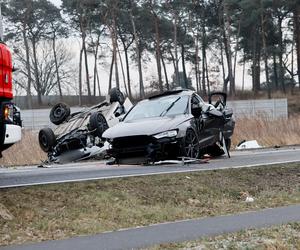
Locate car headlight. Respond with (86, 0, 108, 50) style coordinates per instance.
(153, 130, 178, 139)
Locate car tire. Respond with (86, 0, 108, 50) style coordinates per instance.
(109, 88, 125, 105)
(39, 128, 56, 153)
(88, 112, 109, 138)
(181, 129, 200, 159)
(50, 103, 71, 125)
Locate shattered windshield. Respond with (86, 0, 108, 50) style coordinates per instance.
(124, 95, 189, 121)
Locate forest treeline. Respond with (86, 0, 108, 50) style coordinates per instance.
(2, 0, 300, 105)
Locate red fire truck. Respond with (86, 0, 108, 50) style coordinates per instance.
(0, 8, 22, 157)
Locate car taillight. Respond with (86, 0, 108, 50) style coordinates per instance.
(4, 106, 9, 120)
(3, 104, 13, 121)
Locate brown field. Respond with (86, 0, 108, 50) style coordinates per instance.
(232, 115, 300, 148)
(0, 115, 300, 167)
(0, 130, 46, 167)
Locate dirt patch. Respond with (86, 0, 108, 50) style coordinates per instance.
(0, 204, 14, 221)
(0, 163, 299, 246)
(0, 130, 46, 167)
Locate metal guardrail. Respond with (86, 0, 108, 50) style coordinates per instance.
(21, 99, 288, 130)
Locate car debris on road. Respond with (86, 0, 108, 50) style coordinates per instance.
(38, 88, 132, 164)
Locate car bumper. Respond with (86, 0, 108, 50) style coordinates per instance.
(4, 124, 22, 145)
(108, 136, 182, 162)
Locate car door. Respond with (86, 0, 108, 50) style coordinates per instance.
(191, 94, 223, 148)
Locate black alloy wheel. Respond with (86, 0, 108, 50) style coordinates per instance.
(182, 129, 200, 159)
(50, 103, 71, 125)
(88, 112, 109, 138)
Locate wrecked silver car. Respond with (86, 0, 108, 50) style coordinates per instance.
(38, 88, 132, 163)
(103, 89, 235, 164)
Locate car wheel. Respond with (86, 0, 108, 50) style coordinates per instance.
(182, 129, 200, 159)
(88, 112, 109, 138)
(109, 88, 125, 105)
(50, 103, 71, 125)
(39, 128, 56, 153)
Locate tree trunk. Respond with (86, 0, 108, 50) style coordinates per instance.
(181, 44, 188, 88)
(223, 2, 235, 96)
(31, 40, 42, 105)
(161, 55, 169, 90)
(261, 7, 271, 99)
(242, 54, 246, 92)
(79, 47, 83, 106)
(294, 5, 300, 89)
(220, 40, 226, 92)
(112, 14, 120, 89)
(93, 32, 100, 96)
(117, 44, 128, 96)
(195, 35, 200, 93)
(129, 4, 144, 98)
(108, 50, 115, 92)
(121, 39, 132, 98)
(22, 28, 32, 108)
(202, 26, 207, 95)
(52, 34, 62, 98)
(174, 13, 179, 86)
(233, 21, 241, 85)
(168, 49, 176, 79)
(278, 18, 286, 93)
(82, 34, 91, 97)
(251, 27, 262, 93)
(205, 52, 210, 94)
(154, 14, 163, 92)
(272, 52, 279, 90)
(96, 71, 101, 96)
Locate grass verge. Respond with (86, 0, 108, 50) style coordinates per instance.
(0, 163, 300, 246)
(150, 223, 300, 250)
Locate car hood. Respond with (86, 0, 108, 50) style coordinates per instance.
(103, 115, 191, 139)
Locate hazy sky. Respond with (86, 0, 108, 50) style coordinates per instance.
(50, 0, 61, 7)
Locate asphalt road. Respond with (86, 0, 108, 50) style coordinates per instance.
(1, 204, 300, 250)
(0, 147, 300, 189)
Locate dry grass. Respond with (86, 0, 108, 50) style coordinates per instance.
(150, 223, 300, 250)
(0, 164, 300, 246)
(232, 115, 300, 148)
(0, 130, 46, 167)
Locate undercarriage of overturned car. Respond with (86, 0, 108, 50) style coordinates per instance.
(103, 89, 235, 164)
(38, 88, 132, 163)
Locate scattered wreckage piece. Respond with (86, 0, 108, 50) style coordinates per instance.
(103, 89, 235, 165)
(154, 157, 210, 166)
(38, 88, 132, 163)
(236, 140, 263, 150)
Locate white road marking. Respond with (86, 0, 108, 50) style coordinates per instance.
(1, 159, 299, 189)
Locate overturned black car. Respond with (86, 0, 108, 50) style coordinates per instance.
(102, 89, 235, 164)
